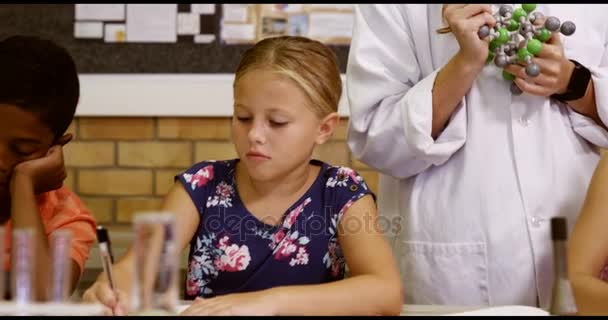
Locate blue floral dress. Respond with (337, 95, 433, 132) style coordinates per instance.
(175, 159, 375, 299)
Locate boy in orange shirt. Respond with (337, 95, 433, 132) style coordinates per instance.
(0, 35, 97, 300)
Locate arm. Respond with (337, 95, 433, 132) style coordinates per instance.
(82, 182, 200, 315)
(270, 194, 403, 315)
(181, 195, 403, 316)
(567, 42, 608, 147)
(9, 141, 74, 301)
(9, 174, 54, 301)
(568, 153, 608, 315)
(506, 24, 608, 148)
(346, 4, 492, 179)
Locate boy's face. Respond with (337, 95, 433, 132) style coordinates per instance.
(0, 103, 55, 198)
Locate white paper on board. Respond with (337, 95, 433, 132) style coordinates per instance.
(177, 13, 200, 35)
(222, 4, 249, 22)
(191, 4, 215, 14)
(75, 4, 125, 21)
(126, 4, 177, 43)
(104, 24, 126, 43)
(220, 23, 255, 41)
(74, 21, 104, 39)
(307, 12, 354, 39)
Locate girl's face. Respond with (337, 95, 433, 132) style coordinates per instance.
(0, 104, 54, 197)
(232, 68, 336, 182)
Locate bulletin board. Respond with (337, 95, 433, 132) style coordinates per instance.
(0, 4, 352, 74)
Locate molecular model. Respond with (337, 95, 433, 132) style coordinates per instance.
(478, 4, 576, 95)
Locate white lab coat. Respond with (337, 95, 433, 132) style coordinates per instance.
(346, 4, 608, 309)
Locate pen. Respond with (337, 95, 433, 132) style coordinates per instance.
(96, 225, 116, 292)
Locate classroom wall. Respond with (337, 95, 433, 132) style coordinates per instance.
(63, 116, 380, 227)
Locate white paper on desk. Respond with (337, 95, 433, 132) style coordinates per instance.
(221, 23, 255, 41)
(126, 4, 177, 43)
(74, 21, 103, 39)
(192, 4, 215, 15)
(177, 13, 200, 35)
(222, 4, 249, 23)
(307, 12, 354, 39)
(447, 306, 549, 316)
(75, 4, 125, 21)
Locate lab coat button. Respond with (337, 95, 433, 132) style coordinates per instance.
(531, 216, 541, 227)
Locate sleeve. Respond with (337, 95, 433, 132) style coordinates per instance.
(43, 187, 97, 276)
(329, 166, 376, 224)
(174, 160, 217, 215)
(567, 30, 608, 148)
(346, 4, 467, 179)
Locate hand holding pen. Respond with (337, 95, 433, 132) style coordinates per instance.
(91, 225, 128, 315)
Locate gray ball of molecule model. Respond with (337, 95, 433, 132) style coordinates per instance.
(499, 4, 513, 17)
(478, 25, 491, 38)
(530, 11, 543, 24)
(545, 16, 561, 32)
(510, 82, 523, 95)
(520, 23, 533, 36)
(560, 21, 576, 36)
(525, 63, 541, 77)
(494, 54, 509, 68)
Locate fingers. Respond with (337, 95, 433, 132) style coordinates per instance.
(113, 290, 130, 316)
(532, 58, 562, 77)
(83, 283, 120, 316)
(547, 30, 563, 46)
(458, 4, 492, 18)
(442, 4, 466, 19)
(56, 133, 73, 146)
(536, 39, 562, 60)
(469, 11, 496, 30)
(445, 4, 495, 33)
(503, 63, 555, 87)
(514, 77, 552, 96)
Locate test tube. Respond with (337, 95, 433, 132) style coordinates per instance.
(11, 228, 34, 305)
(49, 230, 72, 302)
(131, 212, 178, 315)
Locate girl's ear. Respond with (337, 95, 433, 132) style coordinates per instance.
(316, 112, 340, 145)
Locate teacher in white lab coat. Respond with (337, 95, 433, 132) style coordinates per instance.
(346, 3, 608, 309)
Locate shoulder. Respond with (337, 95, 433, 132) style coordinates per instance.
(322, 163, 369, 190)
(319, 162, 375, 204)
(176, 159, 237, 195)
(36, 186, 96, 233)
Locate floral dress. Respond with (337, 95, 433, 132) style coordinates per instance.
(175, 159, 375, 299)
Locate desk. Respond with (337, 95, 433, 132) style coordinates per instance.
(173, 303, 549, 316)
(0, 302, 549, 316)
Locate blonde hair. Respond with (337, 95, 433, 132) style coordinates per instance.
(234, 36, 342, 118)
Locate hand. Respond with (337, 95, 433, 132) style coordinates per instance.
(179, 290, 280, 316)
(443, 4, 496, 68)
(504, 32, 575, 97)
(82, 280, 130, 316)
(10, 134, 72, 194)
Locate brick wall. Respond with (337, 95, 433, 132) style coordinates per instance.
(63, 117, 379, 227)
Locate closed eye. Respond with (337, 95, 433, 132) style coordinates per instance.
(236, 117, 252, 122)
(269, 120, 288, 127)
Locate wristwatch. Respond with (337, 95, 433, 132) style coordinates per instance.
(551, 59, 591, 102)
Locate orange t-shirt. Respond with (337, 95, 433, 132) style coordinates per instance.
(2, 186, 97, 275)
